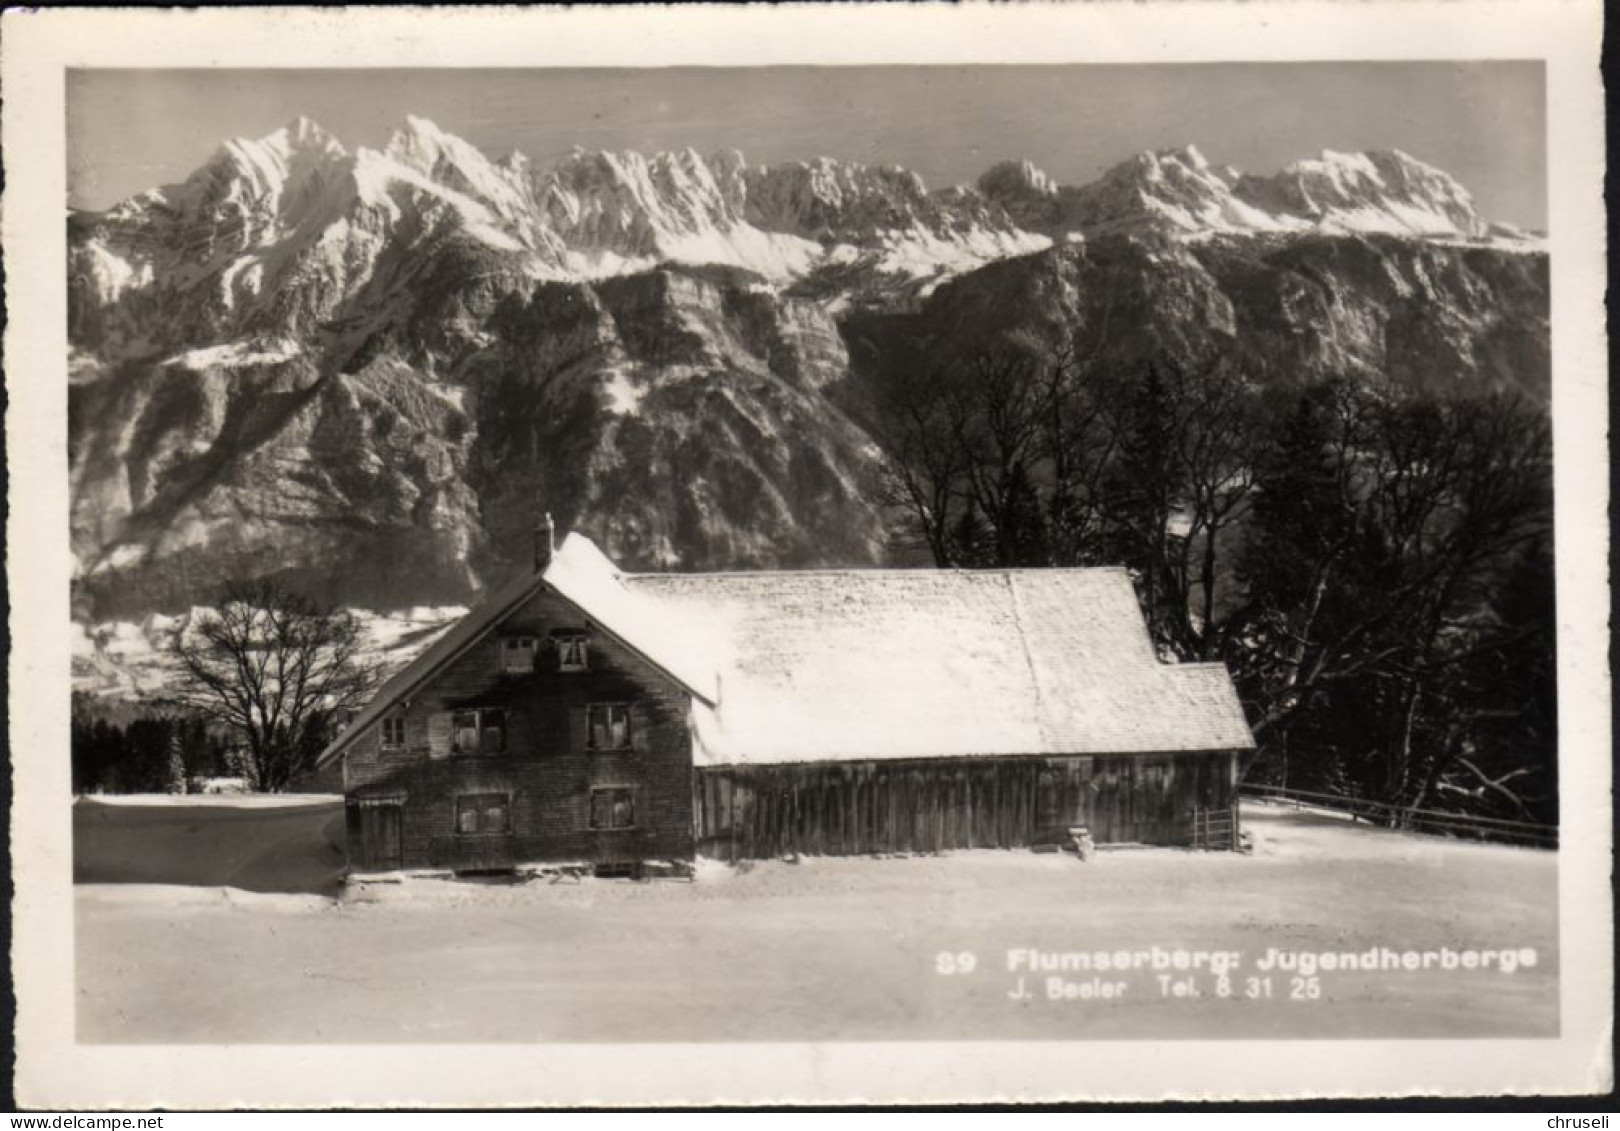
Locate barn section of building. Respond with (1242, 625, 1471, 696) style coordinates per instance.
(318, 531, 1255, 872)
(646, 568, 1253, 857)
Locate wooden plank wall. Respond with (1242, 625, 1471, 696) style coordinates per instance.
(694, 751, 1238, 860)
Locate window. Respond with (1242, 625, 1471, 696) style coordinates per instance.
(588, 704, 631, 751)
(452, 708, 506, 755)
(590, 787, 635, 830)
(380, 714, 406, 750)
(455, 793, 511, 836)
(556, 633, 589, 672)
(501, 636, 538, 674)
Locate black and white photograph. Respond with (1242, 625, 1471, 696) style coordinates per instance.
(5, 0, 1610, 1108)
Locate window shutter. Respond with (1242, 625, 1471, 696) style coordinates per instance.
(568, 706, 588, 753)
(629, 703, 651, 754)
(427, 712, 453, 759)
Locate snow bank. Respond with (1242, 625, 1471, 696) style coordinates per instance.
(78, 792, 342, 809)
(692, 857, 740, 884)
(77, 883, 333, 913)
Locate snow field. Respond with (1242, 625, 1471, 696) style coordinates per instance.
(75, 801, 1557, 1042)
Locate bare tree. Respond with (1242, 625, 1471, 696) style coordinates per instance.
(874, 363, 975, 566)
(1088, 354, 1262, 660)
(1040, 343, 1118, 567)
(951, 351, 1049, 566)
(1165, 357, 1259, 659)
(170, 578, 379, 792)
(874, 343, 1120, 569)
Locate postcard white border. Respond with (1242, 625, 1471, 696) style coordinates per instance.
(5, 0, 1609, 1107)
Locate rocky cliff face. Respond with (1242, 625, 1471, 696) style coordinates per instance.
(840, 232, 1548, 413)
(463, 266, 884, 586)
(69, 116, 1548, 640)
(71, 255, 886, 621)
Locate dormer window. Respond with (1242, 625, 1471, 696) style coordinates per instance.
(500, 635, 538, 674)
(556, 632, 589, 672)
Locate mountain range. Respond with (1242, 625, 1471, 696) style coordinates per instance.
(69, 116, 1549, 691)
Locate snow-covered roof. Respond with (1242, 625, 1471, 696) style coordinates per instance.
(541, 534, 723, 703)
(320, 534, 1253, 769)
(629, 567, 1254, 767)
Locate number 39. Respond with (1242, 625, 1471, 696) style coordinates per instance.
(936, 951, 978, 975)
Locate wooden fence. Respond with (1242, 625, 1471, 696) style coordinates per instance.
(1241, 784, 1557, 848)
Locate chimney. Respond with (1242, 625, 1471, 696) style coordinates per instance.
(534, 513, 555, 572)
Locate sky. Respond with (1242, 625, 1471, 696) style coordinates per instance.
(68, 63, 1547, 229)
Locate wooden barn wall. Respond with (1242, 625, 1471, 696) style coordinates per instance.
(343, 585, 695, 871)
(693, 752, 1239, 860)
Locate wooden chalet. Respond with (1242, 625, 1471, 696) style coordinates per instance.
(317, 521, 1255, 873)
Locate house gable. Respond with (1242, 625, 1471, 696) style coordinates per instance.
(342, 583, 698, 869)
(319, 533, 717, 769)
(342, 583, 699, 769)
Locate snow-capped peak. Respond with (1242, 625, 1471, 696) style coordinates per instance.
(976, 143, 1525, 246)
(270, 115, 347, 158)
(1144, 144, 1210, 172)
(1052, 145, 1272, 236)
(1294, 148, 1385, 183)
(207, 117, 348, 197)
(383, 114, 463, 168)
(379, 115, 534, 226)
(1235, 147, 1491, 239)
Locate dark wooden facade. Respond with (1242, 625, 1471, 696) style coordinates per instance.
(692, 751, 1240, 860)
(342, 586, 695, 872)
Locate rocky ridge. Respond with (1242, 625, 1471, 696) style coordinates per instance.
(976, 144, 1537, 243)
